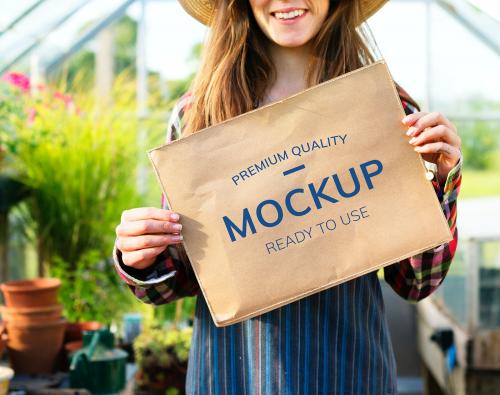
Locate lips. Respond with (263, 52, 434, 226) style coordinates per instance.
(271, 8, 308, 24)
(271, 6, 307, 13)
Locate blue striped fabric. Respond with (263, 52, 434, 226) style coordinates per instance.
(185, 272, 398, 394)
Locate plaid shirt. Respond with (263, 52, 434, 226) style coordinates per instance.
(113, 85, 462, 394)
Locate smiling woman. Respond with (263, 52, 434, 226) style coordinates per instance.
(113, 0, 463, 393)
(178, 0, 390, 135)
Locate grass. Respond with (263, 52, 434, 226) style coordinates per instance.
(460, 169, 500, 198)
(460, 148, 500, 199)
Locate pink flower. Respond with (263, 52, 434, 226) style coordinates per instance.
(2, 72, 31, 93)
(53, 91, 75, 108)
(27, 108, 37, 125)
(54, 92, 75, 111)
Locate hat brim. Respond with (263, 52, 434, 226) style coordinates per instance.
(178, 0, 388, 27)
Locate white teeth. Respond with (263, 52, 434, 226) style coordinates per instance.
(274, 9, 305, 20)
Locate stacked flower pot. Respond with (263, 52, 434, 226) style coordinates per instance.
(0, 278, 66, 374)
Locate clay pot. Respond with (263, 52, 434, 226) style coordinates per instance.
(65, 340, 83, 354)
(6, 318, 66, 374)
(0, 278, 61, 308)
(0, 304, 63, 324)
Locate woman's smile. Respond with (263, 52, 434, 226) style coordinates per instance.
(271, 7, 308, 25)
(250, 0, 329, 48)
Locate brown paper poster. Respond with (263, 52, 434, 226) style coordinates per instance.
(148, 60, 452, 327)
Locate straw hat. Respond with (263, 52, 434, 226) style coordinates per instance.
(178, 0, 388, 26)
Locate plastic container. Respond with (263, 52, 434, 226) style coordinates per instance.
(123, 313, 143, 344)
(70, 329, 128, 394)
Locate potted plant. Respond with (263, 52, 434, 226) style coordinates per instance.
(49, 249, 149, 369)
(133, 325, 192, 395)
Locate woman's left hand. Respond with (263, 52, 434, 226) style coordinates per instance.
(402, 111, 462, 185)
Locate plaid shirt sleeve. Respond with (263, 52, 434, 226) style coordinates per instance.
(383, 93, 463, 302)
(112, 92, 200, 304)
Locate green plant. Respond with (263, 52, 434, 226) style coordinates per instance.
(458, 121, 498, 170)
(0, 73, 30, 173)
(8, 75, 153, 273)
(133, 325, 192, 394)
(50, 249, 141, 324)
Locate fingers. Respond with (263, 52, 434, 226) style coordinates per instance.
(116, 219, 182, 237)
(402, 111, 461, 167)
(116, 207, 185, 270)
(413, 141, 461, 158)
(121, 246, 168, 269)
(402, 111, 458, 137)
(116, 233, 183, 252)
(121, 207, 180, 223)
(408, 124, 461, 148)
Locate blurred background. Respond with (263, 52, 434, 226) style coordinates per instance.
(0, 0, 498, 394)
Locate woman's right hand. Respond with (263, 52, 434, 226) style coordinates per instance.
(115, 207, 183, 270)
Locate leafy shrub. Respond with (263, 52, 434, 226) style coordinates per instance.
(3, 73, 156, 272)
(50, 249, 141, 324)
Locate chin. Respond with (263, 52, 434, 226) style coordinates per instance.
(274, 35, 311, 48)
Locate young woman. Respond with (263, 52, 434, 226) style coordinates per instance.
(114, 0, 463, 393)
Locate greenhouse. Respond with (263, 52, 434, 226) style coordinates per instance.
(0, 0, 499, 394)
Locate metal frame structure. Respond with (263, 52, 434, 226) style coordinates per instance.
(1, 0, 499, 105)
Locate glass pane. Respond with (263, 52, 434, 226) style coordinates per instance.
(429, 3, 500, 115)
(452, 119, 500, 198)
(0, 0, 135, 71)
(479, 241, 500, 328)
(468, 0, 500, 23)
(367, 1, 428, 105)
(367, 1, 500, 115)
(433, 242, 468, 326)
(0, 0, 88, 72)
(32, 0, 131, 70)
(0, 0, 40, 32)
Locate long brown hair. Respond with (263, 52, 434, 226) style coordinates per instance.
(183, 0, 419, 135)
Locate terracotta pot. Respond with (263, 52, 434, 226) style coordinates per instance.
(64, 340, 83, 354)
(64, 321, 102, 343)
(6, 318, 66, 374)
(0, 278, 61, 308)
(0, 304, 63, 324)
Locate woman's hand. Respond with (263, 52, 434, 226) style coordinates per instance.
(402, 111, 461, 185)
(115, 207, 183, 269)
